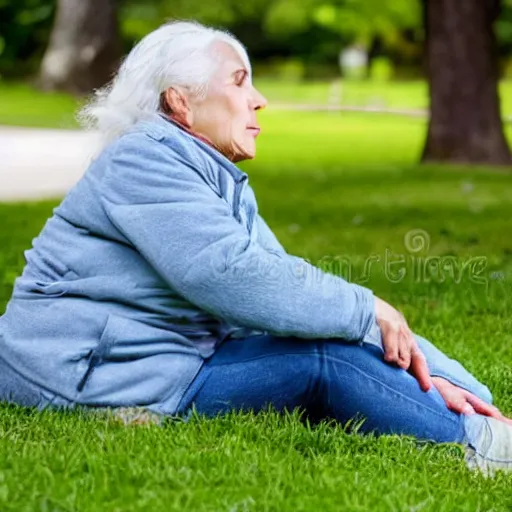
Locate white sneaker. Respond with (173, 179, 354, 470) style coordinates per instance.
(464, 416, 512, 476)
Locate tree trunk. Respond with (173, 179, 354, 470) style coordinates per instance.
(39, 0, 121, 95)
(422, 0, 511, 165)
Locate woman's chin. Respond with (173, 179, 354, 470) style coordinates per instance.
(232, 153, 254, 163)
(231, 142, 256, 162)
(243, 139, 257, 159)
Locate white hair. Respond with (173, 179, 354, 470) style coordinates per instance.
(78, 20, 251, 147)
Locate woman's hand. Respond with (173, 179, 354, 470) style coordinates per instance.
(375, 296, 432, 392)
(432, 376, 512, 425)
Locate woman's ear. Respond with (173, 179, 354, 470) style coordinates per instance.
(162, 87, 193, 127)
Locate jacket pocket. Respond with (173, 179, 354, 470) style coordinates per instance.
(77, 315, 115, 392)
(76, 314, 200, 393)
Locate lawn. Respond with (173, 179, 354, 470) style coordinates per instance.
(1, 91, 512, 510)
(0, 82, 81, 129)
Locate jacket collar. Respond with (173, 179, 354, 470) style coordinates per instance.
(141, 113, 248, 184)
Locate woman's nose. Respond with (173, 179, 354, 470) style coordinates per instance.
(252, 87, 268, 111)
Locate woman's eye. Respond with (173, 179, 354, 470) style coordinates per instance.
(236, 72, 247, 86)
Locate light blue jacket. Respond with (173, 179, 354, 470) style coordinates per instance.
(0, 114, 491, 414)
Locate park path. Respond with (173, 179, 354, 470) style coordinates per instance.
(0, 126, 98, 202)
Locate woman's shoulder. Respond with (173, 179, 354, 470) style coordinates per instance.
(96, 115, 211, 176)
(85, 119, 215, 207)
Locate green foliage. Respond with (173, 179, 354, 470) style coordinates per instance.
(119, 4, 162, 45)
(0, 0, 55, 77)
(264, 0, 313, 37)
(312, 0, 421, 48)
(3, 0, 512, 81)
(497, 0, 512, 58)
(255, 58, 306, 81)
(370, 56, 394, 81)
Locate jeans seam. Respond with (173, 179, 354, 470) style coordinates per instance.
(317, 342, 330, 411)
(322, 353, 463, 427)
(300, 342, 326, 412)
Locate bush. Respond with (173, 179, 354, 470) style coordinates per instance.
(369, 57, 394, 82)
(253, 58, 306, 81)
(0, 0, 56, 79)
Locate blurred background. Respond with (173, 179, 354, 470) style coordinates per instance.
(1, 0, 511, 161)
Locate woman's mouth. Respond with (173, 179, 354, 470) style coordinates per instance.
(247, 126, 261, 137)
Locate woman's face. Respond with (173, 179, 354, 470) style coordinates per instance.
(176, 43, 267, 162)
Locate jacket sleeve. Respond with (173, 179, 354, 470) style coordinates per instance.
(99, 134, 375, 341)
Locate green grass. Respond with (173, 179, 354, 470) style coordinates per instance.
(0, 82, 80, 129)
(1, 108, 512, 510)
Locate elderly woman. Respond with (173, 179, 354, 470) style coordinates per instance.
(0, 21, 510, 474)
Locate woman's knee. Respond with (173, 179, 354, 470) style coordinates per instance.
(313, 339, 391, 403)
(471, 382, 493, 405)
(315, 339, 448, 412)
(313, 340, 465, 442)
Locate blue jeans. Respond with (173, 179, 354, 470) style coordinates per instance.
(176, 334, 488, 445)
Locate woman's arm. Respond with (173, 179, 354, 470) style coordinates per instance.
(99, 134, 375, 341)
